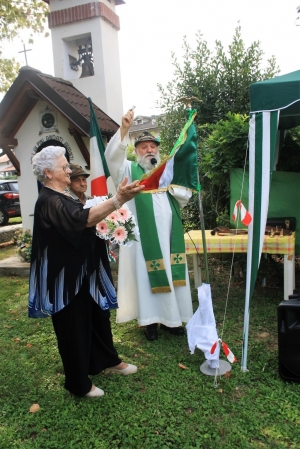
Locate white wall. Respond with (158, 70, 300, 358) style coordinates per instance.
(50, 2, 123, 124)
(96, 18, 123, 124)
(14, 100, 91, 232)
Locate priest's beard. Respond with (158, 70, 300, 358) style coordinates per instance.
(136, 152, 161, 172)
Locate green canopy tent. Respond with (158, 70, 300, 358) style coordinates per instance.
(242, 70, 300, 371)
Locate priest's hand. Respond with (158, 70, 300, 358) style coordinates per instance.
(120, 109, 134, 141)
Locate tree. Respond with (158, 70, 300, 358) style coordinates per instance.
(200, 113, 249, 227)
(157, 26, 280, 229)
(158, 26, 279, 150)
(126, 143, 136, 162)
(0, 0, 49, 92)
(181, 113, 250, 231)
(276, 127, 300, 173)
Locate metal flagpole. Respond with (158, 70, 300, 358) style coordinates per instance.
(197, 170, 210, 284)
(175, 96, 210, 283)
(177, 96, 210, 283)
(179, 98, 231, 379)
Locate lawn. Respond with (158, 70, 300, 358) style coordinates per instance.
(8, 217, 22, 225)
(0, 244, 18, 261)
(1, 251, 300, 448)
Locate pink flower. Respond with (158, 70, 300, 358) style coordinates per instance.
(96, 221, 109, 235)
(107, 212, 119, 223)
(112, 226, 128, 243)
(118, 208, 130, 223)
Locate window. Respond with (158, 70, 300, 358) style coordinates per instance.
(68, 36, 94, 78)
(9, 182, 18, 192)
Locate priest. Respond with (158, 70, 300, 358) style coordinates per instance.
(105, 109, 193, 341)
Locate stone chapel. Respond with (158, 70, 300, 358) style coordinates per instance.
(0, 0, 125, 230)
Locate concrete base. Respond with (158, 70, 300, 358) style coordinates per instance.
(200, 360, 232, 376)
(0, 255, 30, 277)
(0, 224, 22, 244)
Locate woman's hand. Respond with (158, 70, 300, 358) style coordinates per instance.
(86, 178, 144, 227)
(115, 177, 143, 207)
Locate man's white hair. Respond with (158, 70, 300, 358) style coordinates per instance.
(32, 146, 66, 182)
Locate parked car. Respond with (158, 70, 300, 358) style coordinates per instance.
(0, 180, 21, 226)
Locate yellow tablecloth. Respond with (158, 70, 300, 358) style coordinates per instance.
(184, 230, 295, 256)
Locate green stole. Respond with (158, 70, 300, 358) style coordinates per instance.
(131, 162, 186, 294)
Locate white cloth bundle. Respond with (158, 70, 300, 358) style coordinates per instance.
(186, 283, 220, 369)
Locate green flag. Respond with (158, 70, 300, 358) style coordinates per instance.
(139, 109, 199, 193)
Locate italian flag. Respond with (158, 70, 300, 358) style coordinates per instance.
(232, 200, 252, 226)
(88, 98, 110, 196)
(139, 109, 199, 194)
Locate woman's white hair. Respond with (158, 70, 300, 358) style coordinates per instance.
(32, 146, 66, 182)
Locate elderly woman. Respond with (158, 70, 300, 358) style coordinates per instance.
(29, 146, 143, 398)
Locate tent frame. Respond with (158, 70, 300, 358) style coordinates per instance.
(242, 70, 300, 371)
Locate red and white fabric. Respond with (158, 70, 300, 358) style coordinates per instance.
(232, 200, 252, 226)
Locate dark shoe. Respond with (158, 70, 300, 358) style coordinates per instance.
(144, 323, 158, 341)
(160, 324, 185, 336)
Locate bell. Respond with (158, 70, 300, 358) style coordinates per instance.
(80, 61, 93, 78)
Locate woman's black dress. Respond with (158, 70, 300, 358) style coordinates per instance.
(28, 187, 121, 396)
(28, 187, 118, 317)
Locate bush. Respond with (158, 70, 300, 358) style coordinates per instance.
(13, 228, 32, 262)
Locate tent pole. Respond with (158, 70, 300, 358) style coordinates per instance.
(241, 230, 253, 372)
(241, 303, 250, 371)
(197, 171, 209, 284)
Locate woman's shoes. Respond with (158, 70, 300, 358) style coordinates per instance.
(85, 363, 138, 396)
(84, 363, 137, 396)
(103, 363, 137, 375)
(85, 386, 104, 398)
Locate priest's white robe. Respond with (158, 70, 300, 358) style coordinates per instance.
(105, 130, 193, 326)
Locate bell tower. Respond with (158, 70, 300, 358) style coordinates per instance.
(44, 0, 125, 124)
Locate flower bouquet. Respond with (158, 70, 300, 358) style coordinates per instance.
(96, 204, 139, 246)
(84, 197, 139, 247)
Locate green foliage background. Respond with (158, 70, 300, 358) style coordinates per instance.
(158, 26, 279, 150)
(0, 0, 49, 92)
(157, 26, 282, 230)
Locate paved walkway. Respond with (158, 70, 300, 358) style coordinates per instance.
(0, 223, 22, 244)
(0, 255, 30, 277)
(0, 239, 119, 278)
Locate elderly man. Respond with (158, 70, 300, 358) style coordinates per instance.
(105, 109, 193, 341)
(69, 164, 92, 204)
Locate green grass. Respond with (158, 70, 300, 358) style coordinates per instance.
(1, 253, 300, 448)
(0, 217, 22, 261)
(0, 244, 17, 261)
(8, 217, 22, 225)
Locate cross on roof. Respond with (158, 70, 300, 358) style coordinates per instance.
(18, 43, 32, 66)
